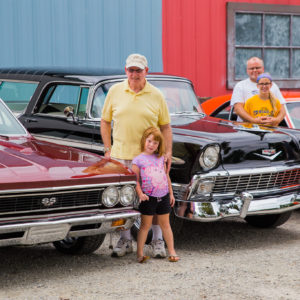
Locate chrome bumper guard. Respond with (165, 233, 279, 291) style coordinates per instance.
(0, 209, 140, 247)
(174, 192, 300, 222)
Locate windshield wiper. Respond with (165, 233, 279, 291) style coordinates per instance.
(173, 105, 201, 114)
(172, 111, 190, 114)
(172, 111, 204, 116)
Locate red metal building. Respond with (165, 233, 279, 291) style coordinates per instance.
(162, 0, 300, 98)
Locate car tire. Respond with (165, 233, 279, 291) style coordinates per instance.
(53, 234, 106, 255)
(130, 217, 152, 244)
(245, 211, 292, 228)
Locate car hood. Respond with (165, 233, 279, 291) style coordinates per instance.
(0, 137, 135, 190)
(171, 115, 300, 165)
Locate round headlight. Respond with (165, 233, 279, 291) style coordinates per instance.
(120, 185, 136, 206)
(102, 186, 119, 207)
(199, 145, 220, 170)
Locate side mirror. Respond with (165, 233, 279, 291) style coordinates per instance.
(64, 106, 79, 123)
(64, 106, 74, 118)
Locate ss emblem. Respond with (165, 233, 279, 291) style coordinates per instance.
(41, 197, 57, 207)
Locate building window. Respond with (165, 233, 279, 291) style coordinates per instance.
(227, 2, 300, 89)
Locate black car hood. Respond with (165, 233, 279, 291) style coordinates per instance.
(171, 115, 300, 165)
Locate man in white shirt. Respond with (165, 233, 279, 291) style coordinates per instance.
(230, 57, 286, 126)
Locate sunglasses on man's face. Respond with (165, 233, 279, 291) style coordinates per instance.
(127, 68, 144, 73)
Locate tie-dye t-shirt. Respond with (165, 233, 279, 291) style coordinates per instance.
(132, 153, 169, 197)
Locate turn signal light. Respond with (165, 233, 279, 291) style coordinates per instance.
(111, 219, 126, 227)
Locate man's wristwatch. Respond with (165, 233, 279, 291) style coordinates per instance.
(104, 146, 111, 153)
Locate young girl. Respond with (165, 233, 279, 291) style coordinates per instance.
(244, 73, 283, 126)
(132, 127, 179, 263)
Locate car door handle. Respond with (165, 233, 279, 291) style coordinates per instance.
(24, 118, 38, 123)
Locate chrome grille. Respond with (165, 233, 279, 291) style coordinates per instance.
(213, 168, 300, 194)
(0, 189, 103, 214)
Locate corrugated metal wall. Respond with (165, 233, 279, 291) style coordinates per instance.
(0, 0, 163, 71)
(163, 0, 226, 98)
(162, 0, 300, 97)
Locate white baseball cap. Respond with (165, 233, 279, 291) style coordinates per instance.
(125, 53, 148, 69)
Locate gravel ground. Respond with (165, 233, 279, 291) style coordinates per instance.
(1, 210, 300, 300)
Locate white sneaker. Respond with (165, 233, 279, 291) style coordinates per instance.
(112, 238, 133, 257)
(151, 239, 167, 258)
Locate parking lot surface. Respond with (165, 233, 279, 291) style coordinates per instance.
(1, 210, 300, 300)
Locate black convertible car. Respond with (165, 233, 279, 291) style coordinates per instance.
(0, 68, 300, 230)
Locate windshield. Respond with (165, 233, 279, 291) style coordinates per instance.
(92, 79, 203, 118)
(0, 81, 38, 114)
(149, 80, 203, 114)
(0, 100, 28, 136)
(286, 102, 300, 129)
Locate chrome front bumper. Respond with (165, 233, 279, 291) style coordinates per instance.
(0, 209, 140, 247)
(174, 192, 300, 222)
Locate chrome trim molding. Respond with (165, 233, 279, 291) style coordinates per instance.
(1, 208, 133, 222)
(198, 165, 300, 178)
(32, 134, 94, 151)
(0, 181, 136, 195)
(174, 193, 300, 222)
(0, 210, 140, 247)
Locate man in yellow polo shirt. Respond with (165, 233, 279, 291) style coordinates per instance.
(101, 53, 172, 258)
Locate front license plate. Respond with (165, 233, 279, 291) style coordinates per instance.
(25, 224, 70, 244)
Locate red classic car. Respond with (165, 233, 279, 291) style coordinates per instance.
(201, 91, 300, 129)
(0, 99, 139, 254)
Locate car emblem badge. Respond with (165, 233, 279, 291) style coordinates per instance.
(262, 149, 276, 155)
(41, 197, 57, 207)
